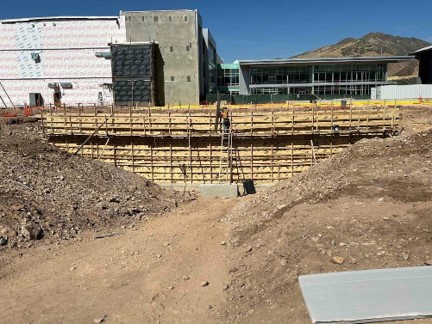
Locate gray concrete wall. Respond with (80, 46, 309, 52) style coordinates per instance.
(122, 10, 201, 105)
(239, 64, 251, 95)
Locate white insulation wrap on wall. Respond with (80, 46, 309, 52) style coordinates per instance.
(0, 17, 126, 107)
(375, 85, 432, 100)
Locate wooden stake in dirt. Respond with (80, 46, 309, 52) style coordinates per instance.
(310, 140, 317, 165)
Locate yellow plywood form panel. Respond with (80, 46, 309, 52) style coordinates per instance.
(45, 104, 399, 185)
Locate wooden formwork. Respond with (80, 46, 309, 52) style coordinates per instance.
(42, 106, 399, 185)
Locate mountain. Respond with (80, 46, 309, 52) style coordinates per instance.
(293, 33, 431, 79)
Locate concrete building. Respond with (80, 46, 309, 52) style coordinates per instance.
(0, 16, 126, 108)
(237, 57, 415, 98)
(411, 46, 432, 84)
(0, 9, 218, 107)
(122, 9, 215, 105)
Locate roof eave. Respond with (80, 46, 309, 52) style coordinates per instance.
(1, 16, 120, 24)
(239, 56, 415, 66)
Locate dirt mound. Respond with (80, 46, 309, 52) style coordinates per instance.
(221, 129, 432, 322)
(0, 121, 194, 249)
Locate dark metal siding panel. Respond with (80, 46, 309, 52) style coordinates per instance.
(111, 45, 153, 78)
(113, 80, 152, 104)
(111, 43, 165, 105)
(419, 52, 432, 84)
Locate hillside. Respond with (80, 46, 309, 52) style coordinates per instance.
(294, 32, 431, 79)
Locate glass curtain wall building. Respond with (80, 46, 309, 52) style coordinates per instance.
(235, 57, 415, 98)
(217, 62, 240, 94)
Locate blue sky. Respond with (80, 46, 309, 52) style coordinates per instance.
(2, 0, 431, 62)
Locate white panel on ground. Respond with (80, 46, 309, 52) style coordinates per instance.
(299, 266, 432, 324)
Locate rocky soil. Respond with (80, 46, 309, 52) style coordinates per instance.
(1, 107, 432, 323)
(0, 119, 194, 251)
(220, 115, 432, 322)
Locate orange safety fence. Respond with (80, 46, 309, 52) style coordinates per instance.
(23, 106, 33, 117)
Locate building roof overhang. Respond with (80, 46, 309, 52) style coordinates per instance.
(410, 45, 432, 56)
(1, 16, 120, 24)
(238, 56, 415, 67)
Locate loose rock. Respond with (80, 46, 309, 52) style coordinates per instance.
(21, 224, 43, 241)
(331, 256, 345, 265)
(0, 236, 8, 246)
(93, 317, 106, 324)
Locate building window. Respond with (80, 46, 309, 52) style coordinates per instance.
(186, 45, 190, 52)
(218, 66, 240, 87)
(184, 16, 188, 22)
(170, 46, 174, 52)
(169, 16, 172, 22)
(187, 76, 191, 82)
(141, 16, 144, 22)
(154, 16, 158, 22)
(31, 52, 41, 63)
(171, 76, 175, 81)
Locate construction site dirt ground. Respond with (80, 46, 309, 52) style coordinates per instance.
(0, 106, 432, 324)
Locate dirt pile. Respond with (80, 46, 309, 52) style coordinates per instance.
(0, 121, 194, 249)
(222, 129, 432, 322)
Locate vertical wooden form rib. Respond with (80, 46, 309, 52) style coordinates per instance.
(148, 109, 152, 135)
(129, 106, 132, 136)
(168, 111, 171, 136)
(77, 105, 81, 134)
(271, 110, 275, 136)
(114, 145, 117, 167)
(330, 101, 334, 133)
(291, 106, 295, 136)
(311, 104, 315, 133)
(142, 116, 146, 136)
(383, 102, 387, 132)
(271, 143, 274, 182)
(187, 111, 192, 184)
(131, 141, 135, 173)
(69, 116, 73, 135)
(170, 143, 173, 183)
(251, 111, 253, 136)
(366, 101, 370, 133)
(291, 142, 294, 177)
(210, 140, 214, 183)
(250, 139, 254, 180)
(150, 145, 154, 182)
(104, 115, 109, 137)
(49, 104, 53, 134)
